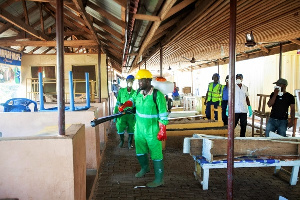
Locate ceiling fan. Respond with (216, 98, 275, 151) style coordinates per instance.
(182, 54, 209, 63)
(244, 31, 281, 47)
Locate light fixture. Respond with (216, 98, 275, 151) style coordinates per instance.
(168, 66, 171, 70)
(245, 31, 256, 47)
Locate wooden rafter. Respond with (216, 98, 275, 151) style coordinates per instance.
(154, 14, 182, 37)
(28, 46, 41, 54)
(87, 2, 126, 28)
(97, 30, 124, 47)
(0, 40, 97, 47)
(22, 0, 30, 25)
(72, 0, 101, 45)
(93, 18, 123, 41)
(25, 0, 73, 5)
(45, 3, 88, 32)
(0, 7, 50, 40)
(163, 0, 196, 20)
(39, 3, 44, 33)
(41, 47, 53, 54)
(134, 14, 161, 22)
(112, 0, 127, 8)
(290, 39, 300, 45)
(130, 0, 177, 71)
(0, 23, 13, 34)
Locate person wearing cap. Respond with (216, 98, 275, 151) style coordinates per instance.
(204, 73, 222, 120)
(113, 75, 136, 149)
(221, 75, 229, 125)
(112, 79, 120, 98)
(265, 78, 295, 137)
(118, 69, 169, 188)
(234, 74, 252, 137)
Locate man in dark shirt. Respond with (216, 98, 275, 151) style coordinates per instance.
(265, 78, 295, 137)
(221, 75, 229, 125)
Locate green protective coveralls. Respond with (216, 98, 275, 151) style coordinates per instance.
(130, 87, 169, 160)
(114, 87, 136, 135)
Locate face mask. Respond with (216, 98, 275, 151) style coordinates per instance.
(274, 86, 283, 96)
(236, 79, 242, 84)
(127, 82, 133, 87)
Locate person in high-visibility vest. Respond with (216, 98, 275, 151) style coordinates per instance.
(221, 75, 229, 125)
(114, 75, 136, 149)
(204, 73, 222, 120)
(118, 69, 168, 188)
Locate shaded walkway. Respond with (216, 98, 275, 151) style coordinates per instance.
(92, 124, 300, 200)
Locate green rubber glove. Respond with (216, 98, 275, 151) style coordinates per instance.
(226, 105, 228, 116)
(248, 106, 253, 117)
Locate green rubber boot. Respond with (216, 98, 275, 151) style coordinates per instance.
(146, 160, 164, 187)
(118, 134, 124, 148)
(128, 134, 134, 149)
(135, 154, 150, 178)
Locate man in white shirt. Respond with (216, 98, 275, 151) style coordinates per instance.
(235, 74, 252, 137)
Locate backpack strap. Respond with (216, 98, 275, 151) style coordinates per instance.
(153, 88, 159, 113)
(136, 88, 159, 112)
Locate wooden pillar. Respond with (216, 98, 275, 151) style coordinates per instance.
(227, 0, 237, 199)
(97, 44, 101, 102)
(56, 0, 65, 135)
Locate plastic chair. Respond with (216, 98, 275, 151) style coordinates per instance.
(2, 98, 38, 112)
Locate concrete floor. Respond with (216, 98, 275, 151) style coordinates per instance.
(91, 123, 300, 200)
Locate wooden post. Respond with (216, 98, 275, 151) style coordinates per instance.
(56, 0, 65, 135)
(228, 0, 237, 198)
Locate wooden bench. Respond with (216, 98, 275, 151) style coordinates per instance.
(193, 155, 300, 190)
(184, 134, 300, 190)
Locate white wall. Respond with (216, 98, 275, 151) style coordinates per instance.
(178, 50, 300, 112)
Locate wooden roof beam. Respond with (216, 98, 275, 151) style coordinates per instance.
(72, 0, 101, 45)
(39, 2, 44, 33)
(112, 0, 127, 8)
(28, 46, 41, 54)
(25, 0, 74, 5)
(130, 0, 177, 71)
(290, 39, 300, 45)
(41, 47, 54, 54)
(22, 0, 30, 25)
(0, 40, 97, 47)
(87, 1, 126, 28)
(134, 14, 161, 21)
(154, 14, 182, 37)
(93, 18, 123, 41)
(259, 46, 270, 54)
(163, 0, 196, 20)
(46, 31, 86, 37)
(98, 34, 123, 48)
(98, 35, 123, 49)
(0, 7, 50, 40)
(0, 23, 13, 34)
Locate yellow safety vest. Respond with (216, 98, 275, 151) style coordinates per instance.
(207, 82, 222, 102)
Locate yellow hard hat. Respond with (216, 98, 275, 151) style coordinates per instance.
(136, 69, 153, 79)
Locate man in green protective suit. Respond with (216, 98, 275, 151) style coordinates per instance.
(119, 69, 169, 188)
(114, 75, 136, 149)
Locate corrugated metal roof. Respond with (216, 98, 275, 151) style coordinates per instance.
(90, 0, 121, 19)
(0, 0, 299, 73)
(86, 6, 122, 33)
